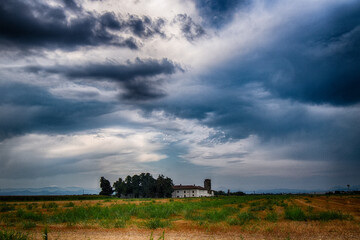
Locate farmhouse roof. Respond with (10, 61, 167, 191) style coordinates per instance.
(173, 185, 207, 190)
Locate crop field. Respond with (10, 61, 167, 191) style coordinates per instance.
(0, 195, 359, 239)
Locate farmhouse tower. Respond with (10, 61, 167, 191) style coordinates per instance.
(204, 179, 211, 194)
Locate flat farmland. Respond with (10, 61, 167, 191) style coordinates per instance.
(1, 195, 360, 239)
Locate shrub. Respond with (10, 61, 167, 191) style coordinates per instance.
(285, 206, 306, 221)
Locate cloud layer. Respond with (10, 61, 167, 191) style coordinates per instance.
(0, 0, 359, 191)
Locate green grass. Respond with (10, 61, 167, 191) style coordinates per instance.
(42, 202, 58, 209)
(22, 221, 37, 229)
(16, 209, 43, 221)
(144, 218, 171, 229)
(227, 211, 258, 225)
(0, 203, 15, 212)
(285, 206, 307, 221)
(0, 229, 29, 240)
(308, 211, 353, 221)
(285, 206, 353, 222)
(4, 194, 354, 231)
(64, 202, 75, 207)
(265, 211, 278, 222)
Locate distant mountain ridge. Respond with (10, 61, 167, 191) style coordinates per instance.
(239, 185, 360, 194)
(0, 187, 99, 196)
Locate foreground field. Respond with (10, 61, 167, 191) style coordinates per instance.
(1, 195, 359, 239)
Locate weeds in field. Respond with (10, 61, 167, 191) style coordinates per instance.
(42, 202, 58, 210)
(1, 194, 354, 232)
(22, 221, 36, 229)
(227, 211, 258, 225)
(285, 206, 307, 221)
(149, 231, 165, 240)
(0, 229, 29, 240)
(203, 207, 238, 222)
(308, 211, 353, 221)
(285, 206, 353, 222)
(265, 211, 278, 222)
(144, 218, 171, 229)
(16, 209, 43, 221)
(0, 203, 15, 212)
(26, 203, 38, 211)
(64, 202, 75, 207)
(43, 226, 48, 240)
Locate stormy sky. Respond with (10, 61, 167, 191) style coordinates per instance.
(0, 0, 359, 191)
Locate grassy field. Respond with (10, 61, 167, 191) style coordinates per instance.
(0, 194, 359, 239)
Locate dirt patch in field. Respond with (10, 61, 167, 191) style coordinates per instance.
(23, 222, 360, 240)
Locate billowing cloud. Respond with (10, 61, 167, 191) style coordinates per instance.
(194, 0, 250, 28)
(26, 58, 181, 100)
(174, 14, 205, 41)
(0, 0, 171, 51)
(0, 0, 359, 191)
(0, 128, 167, 179)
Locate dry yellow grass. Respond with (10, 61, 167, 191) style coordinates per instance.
(1, 195, 359, 239)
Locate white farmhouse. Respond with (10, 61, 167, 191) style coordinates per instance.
(172, 179, 214, 198)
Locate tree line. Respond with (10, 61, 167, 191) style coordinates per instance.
(100, 173, 173, 198)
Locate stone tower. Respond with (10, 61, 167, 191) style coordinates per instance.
(204, 179, 211, 194)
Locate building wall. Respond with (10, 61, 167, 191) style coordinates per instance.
(172, 189, 214, 198)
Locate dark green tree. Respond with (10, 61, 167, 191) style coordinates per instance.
(140, 173, 156, 198)
(132, 174, 141, 198)
(113, 178, 125, 197)
(99, 176, 113, 196)
(111, 173, 173, 198)
(156, 175, 174, 198)
(124, 175, 133, 196)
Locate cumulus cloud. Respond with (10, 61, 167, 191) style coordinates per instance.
(174, 14, 205, 41)
(0, 0, 171, 51)
(0, 128, 167, 179)
(26, 58, 181, 100)
(0, 0, 359, 190)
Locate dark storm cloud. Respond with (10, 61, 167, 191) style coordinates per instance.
(0, 82, 113, 141)
(0, 0, 167, 51)
(62, 0, 82, 12)
(26, 58, 180, 100)
(174, 14, 205, 41)
(137, 2, 360, 166)
(194, 0, 249, 28)
(125, 15, 166, 39)
(243, 2, 360, 106)
(197, 1, 360, 106)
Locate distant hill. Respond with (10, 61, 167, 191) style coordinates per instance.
(0, 187, 99, 196)
(238, 185, 360, 194)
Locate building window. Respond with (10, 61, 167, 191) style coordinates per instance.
(192, 191, 194, 193)
(184, 191, 186, 193)
(177, 191, 179, 193)
(192, 194, 194, 196)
